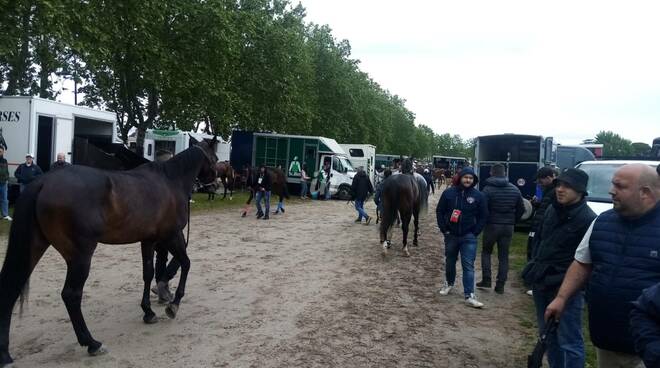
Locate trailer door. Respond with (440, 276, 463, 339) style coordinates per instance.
(54, 117, 74, 164)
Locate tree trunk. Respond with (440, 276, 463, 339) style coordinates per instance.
(5, 10, 32, 95)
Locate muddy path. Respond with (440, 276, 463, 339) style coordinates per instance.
(1, 192, 530, 367)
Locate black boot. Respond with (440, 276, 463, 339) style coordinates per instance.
(476, 279, 491, 288)
(494, 282, 505, 294)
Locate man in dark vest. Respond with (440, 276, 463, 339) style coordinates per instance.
(522, 168, 596, 367)
(545, 163, 660, 367)
(477, 163, 524, 294)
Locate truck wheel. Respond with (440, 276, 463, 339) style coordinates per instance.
(337, 185, 351, 200)
(520, 198, 534, 221)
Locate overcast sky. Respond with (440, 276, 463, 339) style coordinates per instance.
(297, 0, 660, 145)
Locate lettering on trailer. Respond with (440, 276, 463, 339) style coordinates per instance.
(0, 110, 21, 123)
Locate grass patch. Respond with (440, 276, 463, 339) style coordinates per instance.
(509, 230, 597, 367)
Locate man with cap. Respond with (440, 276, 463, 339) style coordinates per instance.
(436, 167, 488, 308)
(545, 164, 660, 368)
(524, 166, 557, 296)
(522, 168, 596, 368)
(14, 153, 43, 193)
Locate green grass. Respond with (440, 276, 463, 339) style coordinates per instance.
(189, 190, 305, 213)
(509, 231, 597, 367)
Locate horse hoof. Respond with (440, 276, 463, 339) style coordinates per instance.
(403, 249, 411, 257)
(143, 313, 158, 324)
(87, 344, 108, 356)
(241, 212, 247, 218)
(413, 241, 419, 247)
(0, 350, 14, 366)
(165, 303, 179, 319)
(381, 241, 389, 256)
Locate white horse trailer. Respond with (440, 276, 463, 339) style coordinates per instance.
(0, 96, 116, 180)
(340, 144, 376, 185)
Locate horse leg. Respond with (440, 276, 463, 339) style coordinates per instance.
(140, 242, 158, 324)
(61, 248, 106, 356)
(165, 232, 191, 319)
(401, 211, 412, 257)
(222, 177, 228, 200)
(0, 232, 49, 365)
(412, 210, 420, 246)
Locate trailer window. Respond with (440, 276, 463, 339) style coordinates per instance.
(349, 149, 364, 157)
(340, 157, 355, 172)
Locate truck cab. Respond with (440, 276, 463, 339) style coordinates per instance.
(315, 154, 356, 199)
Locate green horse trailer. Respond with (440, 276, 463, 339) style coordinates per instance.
(230, 131, 357, 199)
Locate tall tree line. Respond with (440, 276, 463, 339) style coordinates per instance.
(0, 0, 472, 158)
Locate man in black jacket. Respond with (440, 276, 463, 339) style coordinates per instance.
(351, 166, 374, 224)
(255, 165, 272, 220)
(522, 168, 596, 368)
(14, 153, 43, 193)
(477, 163, 524, 294)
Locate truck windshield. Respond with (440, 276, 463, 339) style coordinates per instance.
(340, 157, 355, 172)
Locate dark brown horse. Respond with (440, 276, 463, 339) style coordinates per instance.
(379, 159, 428, 257)
(0, 139, 219, 365)
(241, 166, 289, 217)
(208, 161, 235, 200)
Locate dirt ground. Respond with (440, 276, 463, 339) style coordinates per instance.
(1, 191, 531, 368)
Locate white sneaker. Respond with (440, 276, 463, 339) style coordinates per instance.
(526, 290, 533, 296)
(2, 216, 11, 221)
(438, 283, 453, 295)
(465, 294, 484, 308)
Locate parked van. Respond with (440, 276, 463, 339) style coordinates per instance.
(129, 129, 230, 162)
(340, 144, 376, 184)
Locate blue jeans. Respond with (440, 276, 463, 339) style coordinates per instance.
(324, 182, 331, 200)
(0, 182, 8, 217)
(444, 233, 477, 297)
(255, 190, 270, 215)
(354, 199, 369, 220)
(275, 200, 284, 212)
(533, 288, 585, 368)
(300, 181, 308, 197)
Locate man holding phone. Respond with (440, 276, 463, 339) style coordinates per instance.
(436, 167, 488, 308)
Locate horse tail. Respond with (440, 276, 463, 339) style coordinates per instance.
(419, 179, 429, 216)
(380, 184, 399, 240)
(0, 182, 47, 319)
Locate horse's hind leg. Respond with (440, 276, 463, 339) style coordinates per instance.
(412, 211, 420, 246)
(61, 246, 106, 356)
(165, 232, 191, 319)
(0, 232, 49, 365)
(400, 212, 412, 257)
(242, 190, 254, 217)
(140, 242, 158, 324)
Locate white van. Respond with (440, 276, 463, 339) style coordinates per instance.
(576, 160, 660, 215)
(340, 144, 376, 184)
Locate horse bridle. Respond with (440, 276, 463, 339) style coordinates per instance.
(193, 144, 219, 188)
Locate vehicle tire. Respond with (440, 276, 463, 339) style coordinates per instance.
(520, 198, 534, 221)
(336, 185, 351, 200)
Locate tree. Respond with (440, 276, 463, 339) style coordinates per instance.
(631, 142, 651, 157)
(595, 131, 633, 157)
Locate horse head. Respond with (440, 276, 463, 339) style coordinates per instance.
(401, 158, 414, 175)
(194, 137, 219, 190)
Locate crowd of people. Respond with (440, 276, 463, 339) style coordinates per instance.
(0, 147, 72, 223)
(431, 162, 660, 368)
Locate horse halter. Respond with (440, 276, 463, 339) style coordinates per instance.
(193, 144, 219, 188)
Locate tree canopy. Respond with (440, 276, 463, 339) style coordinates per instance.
(0, 0, 469, 159)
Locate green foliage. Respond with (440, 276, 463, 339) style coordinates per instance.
(595, 131, 633, 157)
(631, 142, 651, 156)
(0, 0, 469, 155)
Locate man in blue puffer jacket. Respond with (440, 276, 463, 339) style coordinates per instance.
(436, 167, 488, 308)
(545, 163, 660, 367)
(631, 282, 660, 368)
